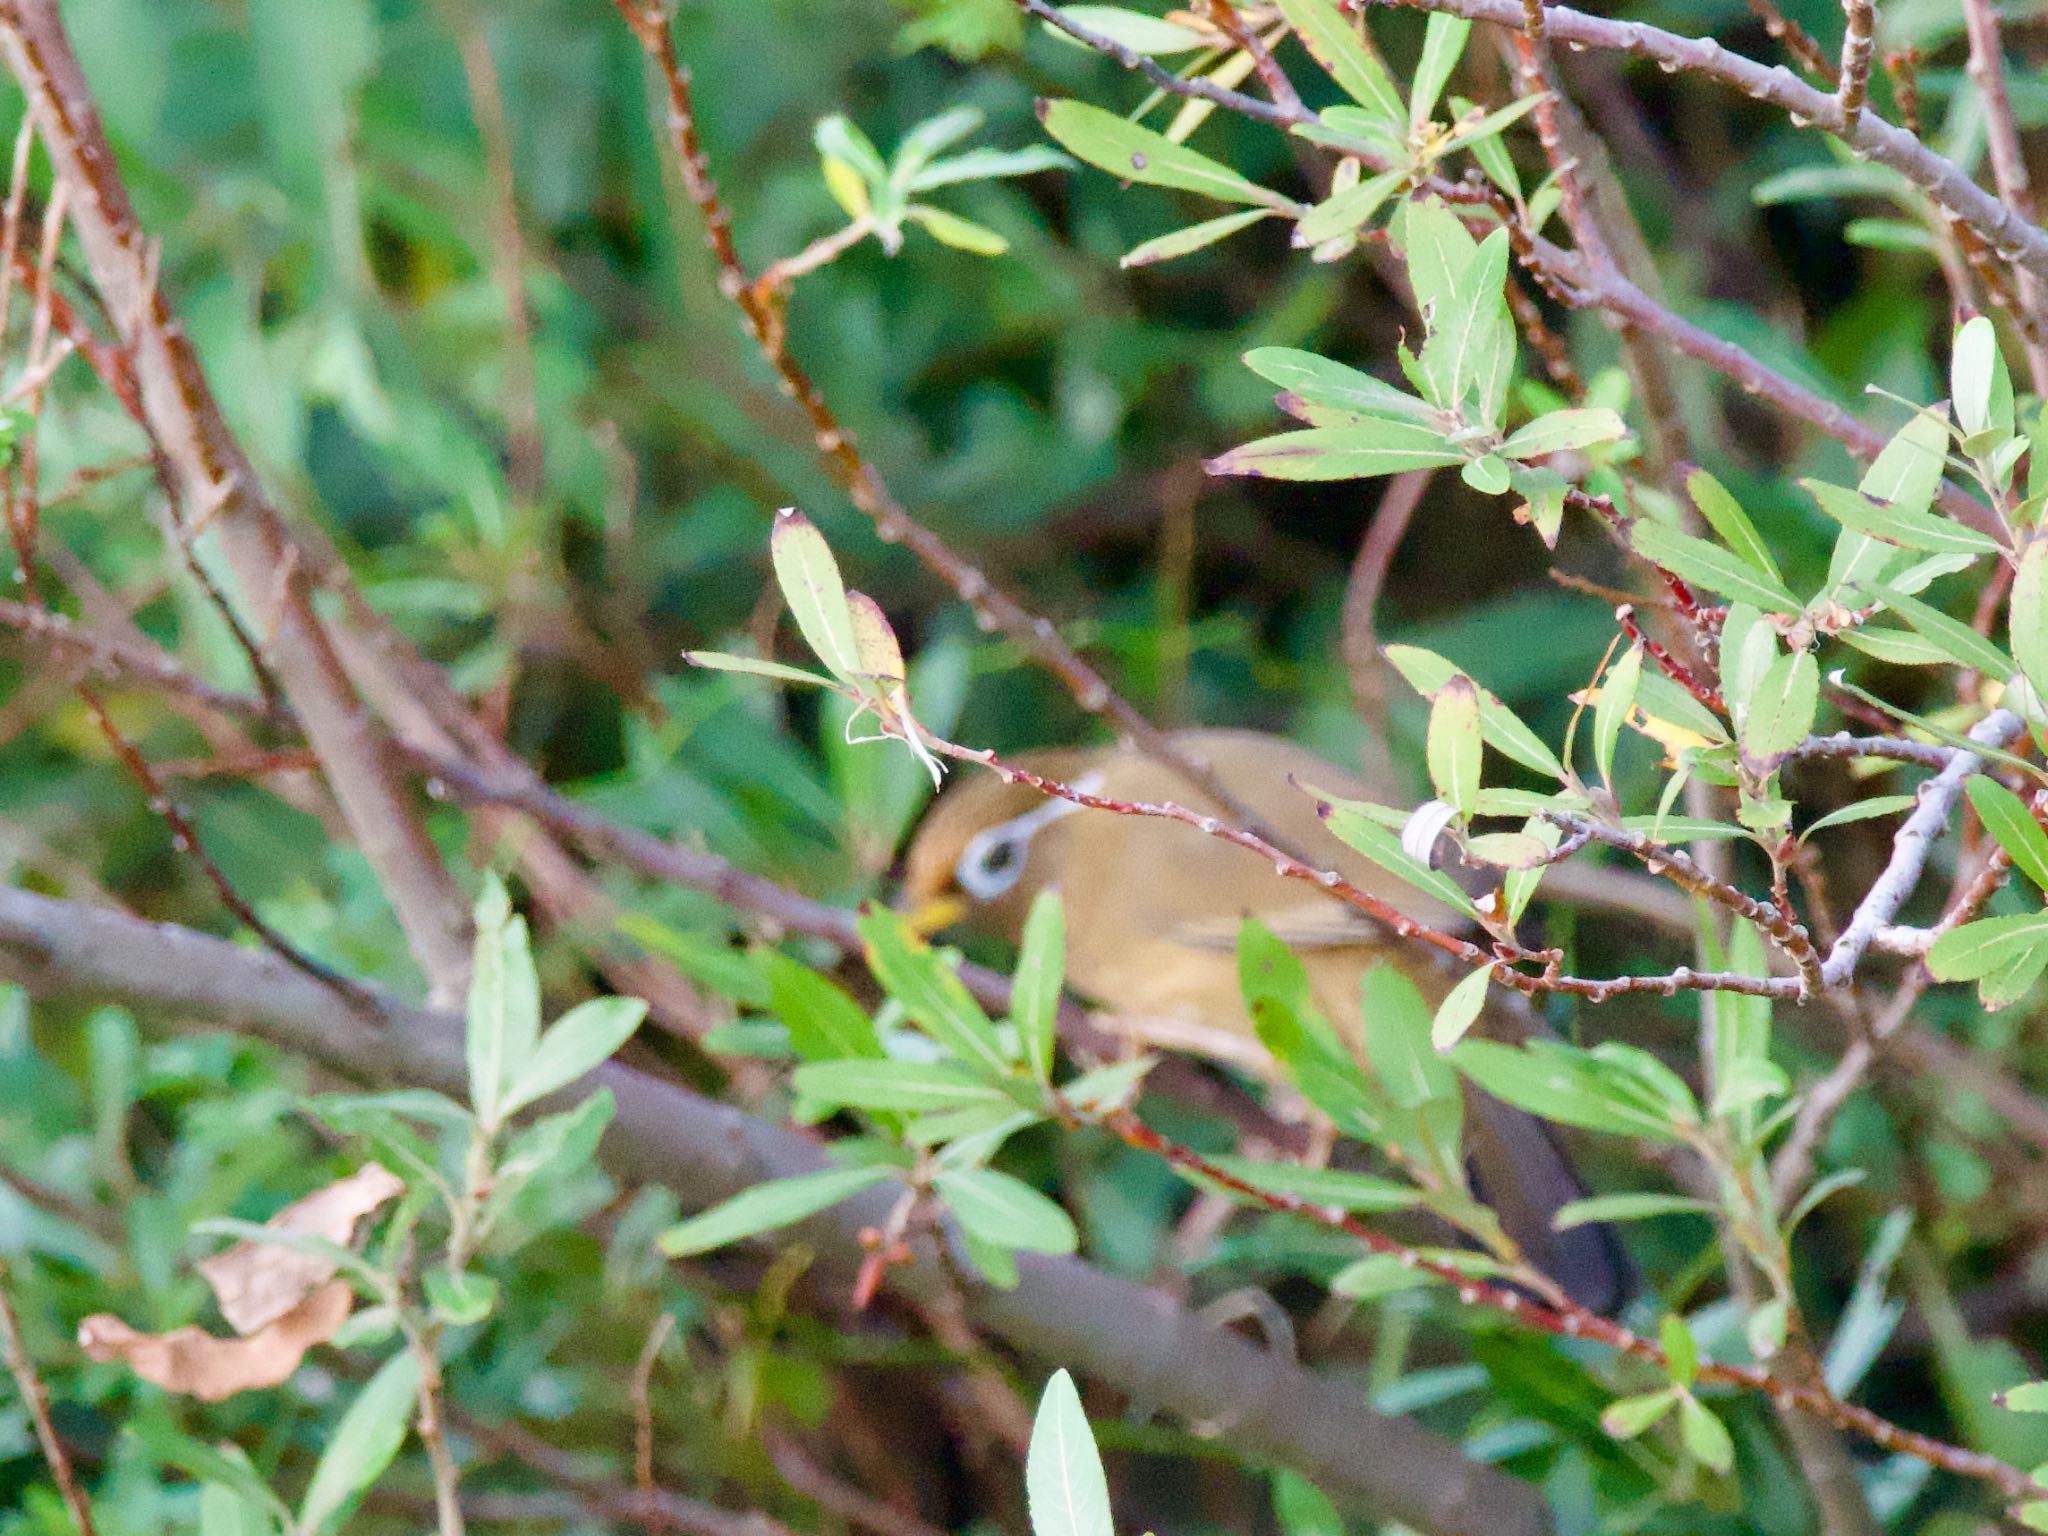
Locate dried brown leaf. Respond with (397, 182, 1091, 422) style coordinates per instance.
(78, 1281, 353, 1402)
(198, 1163, 402, 1334)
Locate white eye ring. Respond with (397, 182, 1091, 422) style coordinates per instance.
(957, 826, 1029, 900)
(951, 771, 1105, 903)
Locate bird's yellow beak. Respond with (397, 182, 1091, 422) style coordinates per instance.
(902, 892, 969, 936)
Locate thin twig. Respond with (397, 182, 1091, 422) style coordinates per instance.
(1835, 0, 1873, 118)
(1960, 0, 2048, 392)
(0, 1262, 98, 1536)
(633, 1311, 677, 1534)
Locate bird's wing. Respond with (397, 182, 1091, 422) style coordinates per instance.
(1163, 902, 1390, 954)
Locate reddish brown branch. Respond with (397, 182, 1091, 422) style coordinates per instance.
(0, 1263, 98, 1536)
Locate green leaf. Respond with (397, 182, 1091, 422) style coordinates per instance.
(1037, 98, 1288, 208)
(1420, 228, 1511, 421)
(1594, 641, 1643, 785)
(1801, 477, 1997, 555)
(298, 1350, 421, 1536)
(1048, 6, 1209, 53)
(1313, 798, 1480, 919)
(200, 1483, 278, 1536)
(1844, 217, 1935, 251)
(1330, 1253, 1436, 1298)
(423, 1267, 497, 1326)
(683, 650, 841, 689)
(1274, 0, 1404, 121)
(793, 1058, 1016, 1113)
(815, 114, 888, 185)
(1551, 1191, 1713, 1228)
(1998, 1381, 2048, 1413)
(1400, 190, 1477, 323)
(1271, 1470, 1344, 1536)
(1661, 1313, 1699, 1388)
(1429, 965, 1491, 1053)
(1740, 649, 1818, 765)
(761, 951, 885, 1063)
(1241, 919, 1391, 1137)
(1426, 675, 1483, 814)
(1499, 407, 1628, 460)
(1206, 422, 1462, 481)
(1600, 1388, 1678, 1439)
(1013, 890, 1065, 1083)
(1834, 626, 1951, 666)
(489, 1091, 615, 1218)
(499, 997, 645, 1120)
(1242, 347, 1432, 422)
(131, 1424, 292, 1527)
(1360, 965, 1454, 1105)
(1198, 1154, 1420, 1212)
(1293, 170, 1403, 246)
(1861, 406, 1952, 512)
(1460, 454, 1509, 495)
(934, 1167, 1078, 1254)
(1861, 581, 2014, 680)
(771, 507, 866, 684)
(892, 107, 986, 184)
(1800, 794, 1918, 840)
(1928, 913, 2048, 982)
(621, 917, 770, 1006)
(1451, 1039, 1696, 1142)
(1685, 469, 1779, 579)
(1953, 314, 2013, 439)
(859, 909, 1010, 1076)
(1678, 1394, 1734, 1474)
(656, 1165, 896, 1257)
(1409, 12, 1472, 128)
(1382, 646, 1565, 777)
(467, 875, 540, 1130)
(907, 145, 1074, 191)
(1121, 207, 1273, 267)
(2013, 539, 2048, 701)
(1632, 518, 1800, 610)
(1752, 160, 1914, 204)
(1027, 1371, 1114, 1536)
(906, 204, 1008, 255)
(1969, 778, 2048, 893)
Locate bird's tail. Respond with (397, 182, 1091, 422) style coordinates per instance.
(1461, 1088, 1633, 1314)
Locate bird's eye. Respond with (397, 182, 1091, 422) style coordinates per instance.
(956, 828, 1027, 900)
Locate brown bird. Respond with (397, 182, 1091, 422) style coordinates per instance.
(899, 727, 1629, 1312)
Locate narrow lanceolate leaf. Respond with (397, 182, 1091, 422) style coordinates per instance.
(771, 508, 864, 682)
(792, 1058, 1015, 1113)
(1687, 469, 1780, 580)
(1927, 913, 2048, 982)
(1631, 518, 1800, 611)
(1429, 965, 1491, 1053)
(1293, 169, 1403, 246)
(656, 1165, 896, 1256)
(500, 996, 646, 1119)
(298, 1350, 422, 1536)
(1274, 0, 1404, 122)
(1037, 98, 1289, 208)
(1121, 208, 1273, 267)
(1678, 1395, 1734, 1474)
(1498, 407, 1628, 461)
(934, 1168, 1078, 1254)
(1952, 313, 2011, 438)
(1423, 229, 1513, 425)
(1551, 1191, 1714, 1229)
(1426, 675, 1483, 815)
(1382, 645, 1565, 777)
(1741, 649, 1819, 765)
(1241, 348, 1432, 421)
(1409, 12, 1472, 128)
(683, 651, 840, 689)
(1600, 1388, 1678, 1439)
(1800, 477, 1998, 556)
(859, 909, 1010, 1076)
(1012, 889, 1065, 1082)
(1048, 5, 1211, 54)
(2011, 538, 2048, 701)
(1198, 1155, 1420, 1212)
(1593, 641, 1643, 787)
(906, 204, 1007, 255)
(467, 876, 541, 1131)
(1862, 581, 2014, 681)
(1860, 406, 1951, 513)
(1206, 423, 1462, 481)
(1027, 1372, 1114, 1536)
(1966, 778, 2048, 893)
(1361, 966, 1453, 1106)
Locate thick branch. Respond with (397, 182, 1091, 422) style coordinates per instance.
(0, 886, 1553, 1536)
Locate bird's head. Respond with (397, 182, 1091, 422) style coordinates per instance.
(897, 752, 1094, 940)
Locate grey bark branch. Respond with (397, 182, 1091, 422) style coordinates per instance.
(0, 885, 1552, 1536)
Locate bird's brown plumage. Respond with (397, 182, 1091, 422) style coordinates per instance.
(900, 728, 1627, 1311)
